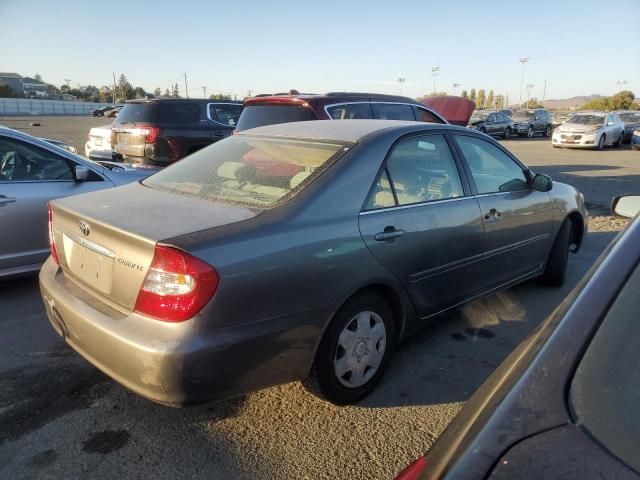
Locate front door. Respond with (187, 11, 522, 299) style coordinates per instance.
(358, 133, 485, 318)
(452, 133, 554, 289)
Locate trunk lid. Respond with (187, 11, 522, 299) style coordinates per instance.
(50, 182, 257, 311)
(420, 96, 476, 126)
(111, 125, 148, 158)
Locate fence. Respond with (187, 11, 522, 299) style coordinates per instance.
(0, 98, 112, 116)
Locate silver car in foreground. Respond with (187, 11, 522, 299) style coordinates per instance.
(40, 120, 587, 406)
(0, 127, 152, 278)
(552, 112, 625, 149)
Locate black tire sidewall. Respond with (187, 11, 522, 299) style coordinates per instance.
(312, 294, 395, 405)
(504, 127, 511, 138)
(542, 220, 571, 286)
(598, 135, 605, 150)
(528, 126, 534, 138)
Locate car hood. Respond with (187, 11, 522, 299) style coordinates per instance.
(420, 96, 475, 126)
(559, 123, 603, 133)
(101, 166, 158, 186)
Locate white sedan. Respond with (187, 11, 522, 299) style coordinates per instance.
(85, 124, 113, 160)
(552, 112, 625, 149)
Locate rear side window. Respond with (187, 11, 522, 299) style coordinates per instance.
(371, 103, 414, 121)
(143, 135, 349, 208)
(326, 103, 373, 120)
(414, 107, 443, 123)
(236, 105, 317, 130)
(209, 104, 243, 127)
(117, 102, 201, 124)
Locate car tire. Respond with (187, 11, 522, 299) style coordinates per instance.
(544, 125, 552, 137)
(304, 293, 395, 405)
(597, 134, 606, 150)
(527, 125, 534, 138)
(503, 127, 511, 139)
(541, 219, 571, 287)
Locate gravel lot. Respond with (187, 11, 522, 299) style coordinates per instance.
(0, 117, 637, 479)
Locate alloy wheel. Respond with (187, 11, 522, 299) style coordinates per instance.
(527, 126, 534, 138)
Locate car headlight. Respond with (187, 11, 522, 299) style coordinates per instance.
(633, 130, 640, 137)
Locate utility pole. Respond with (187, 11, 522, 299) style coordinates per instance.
(112, 72, 117, 103)
(452, 83, 460, 95)
(431, 67, 440, 94)
(398, 77, 406, 95)
(247, 89, 253, 98)
(184, 73, 189, 99)
(617, 80, 628, 92)
(542, 80, 547, 104)
(201, 86, 207, 99)
(519, 57, 530, 107)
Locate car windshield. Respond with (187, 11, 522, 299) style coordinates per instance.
(567, 114, 604, 126)
(570, 263, 640, 473)
(512, 111, 534, 120)
(617, 112, 640, 123)
(143, 135, 350, 208)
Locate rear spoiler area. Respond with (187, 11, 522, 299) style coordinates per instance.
(421, 96, 476, 126)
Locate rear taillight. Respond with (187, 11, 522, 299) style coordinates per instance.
(134, 245, 218, 322)
(395, 456, 427, 480)
(137, 125, 162, 143)
(47, 203, 59, 265)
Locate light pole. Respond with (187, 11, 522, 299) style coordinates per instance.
(617, 80, 628, 92)
(519, 57, 530, 107)
(431, 67, 440, 94)
(398, 77, 406, 95)
(526, 84, 535, 107)
(452, 83, 460, 95)
(201, 86, 207, 99)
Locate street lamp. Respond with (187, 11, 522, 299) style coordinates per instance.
(398, 77, 406, 95)
(519, 57, 530, 107)
(452, 83, 460, 95)
(431, 67, 440, 94)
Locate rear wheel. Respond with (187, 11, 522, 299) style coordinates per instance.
(304, 294, 395, 405)
(544, 125, 552, 137)
(503, 127, 511, 139)
(541, 219, 571, 286)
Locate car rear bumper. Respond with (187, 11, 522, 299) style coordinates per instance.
(39, 258, 325, 406)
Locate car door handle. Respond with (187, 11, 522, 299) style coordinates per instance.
(0, 195, 16, 206)
(484, 208, 502, 220)
(374, 228, 405, 241)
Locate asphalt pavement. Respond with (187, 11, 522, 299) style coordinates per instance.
(0, 118, 637, 479)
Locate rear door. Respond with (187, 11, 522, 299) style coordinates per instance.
(487, 113, 498, 135)
(207, 103, 243, 142)
(452, 133, 554, 288)
(0, 135, 110, 272)
(358, 132, 485, 318)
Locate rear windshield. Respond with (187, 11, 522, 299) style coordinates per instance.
(236, 105, 317, 131)
(513, 111, 534, 120)
(618, 112, 640, 123)
(143, 135, 349, 208)
(117, 102, 201, 124)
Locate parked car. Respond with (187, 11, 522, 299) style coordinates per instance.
(85, 124, 113, 160)
(551, 111, 573, 130)
(41, 137, 77, 153)
(0, 126, 153, 279)
(395, 195, 640, 480)
(512, 109, 553, 137)
(90, 106, 116, 117)
(552, 112, 625, 149)
(467, 111, 514, 138)
(235, 91, 475, 131)
(40, 120, 586, 407)
(111, 99, 243, 166)
(632, 129, 640, 150)
(614, 110, 640, 143)
(104, 105, 123, 118)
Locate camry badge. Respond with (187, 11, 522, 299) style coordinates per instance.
(79, 220, 90, 237)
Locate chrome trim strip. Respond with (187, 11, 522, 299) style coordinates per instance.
(359, 195, 470, 215)
(64, 233, 116, 259)
(323, 101, 447, 124)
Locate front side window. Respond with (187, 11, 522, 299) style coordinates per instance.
(368, 134, 463, 208)
(487, 113, 496, 122)
(371, 103, 415, 121)
(209, 104, 243, 126)
(326, 103, 373, 120)
(454, 135, 528, 194)
(144, 135, 349, 208)
(0, 137, 73, 181)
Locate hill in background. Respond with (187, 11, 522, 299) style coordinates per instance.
(541, 94, 604, 110)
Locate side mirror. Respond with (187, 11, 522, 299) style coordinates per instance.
(612, 195, 640, 219)
(532, 173, 552, 192)
(74, 165, 89, 182)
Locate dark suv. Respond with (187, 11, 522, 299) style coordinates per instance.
(512, 108, 553, 138)
(111, 99, 243, 165)
(235, 92, 474, 131)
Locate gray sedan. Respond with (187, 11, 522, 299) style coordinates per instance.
(39, 120, 588, 406)
(0, 127, 153, 278)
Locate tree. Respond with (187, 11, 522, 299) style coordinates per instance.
(99, 86, 112, 103)
(460, 90, 468, 99)
(583, 90, 636, 110)
(476, 89, 486, 110)
(34, 73, 43, 82)
(469, 89, 476, 101)
(494, 94, 505, 109)
(154, 88, 161, 97)
(486, 90, 494, 110)
(172, 83, 180, 98)
(46, 84, 59, 96)
(523, 98, 543, 108)
(164, 88, 171, 97)
(0, 85, 15, 98)
(60, 84, 70, 93)
(209, 93, 232, 100)
(134, 87, 146, 99)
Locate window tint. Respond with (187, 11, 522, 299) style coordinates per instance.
(488, 113, 496, 122)
(455, 135, 528, 194)
(117, 102, 201, 124)
(383, 134, 464, 206)
(209, 104, 243, 126)
(371, 103, 414, 121)
(326, 103, 373, 120)
(236, 105, 317, 130)
(0, 137, 73, 181)
(414, 107, 443, 123)
(496, 113, 507, 122)
(366, 169, 396, 210)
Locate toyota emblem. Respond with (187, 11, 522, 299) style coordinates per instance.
(79, 220, 90, 237)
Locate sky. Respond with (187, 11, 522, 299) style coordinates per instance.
(1, 0, 639, 102)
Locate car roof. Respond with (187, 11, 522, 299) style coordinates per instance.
(245, 92, 421, 106)
(236, 119, 462, 142)
(125, 98, 242, 105)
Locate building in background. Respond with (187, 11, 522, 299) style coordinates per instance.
(22, 76, 48, 98)
(0, 72, 25, 97)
